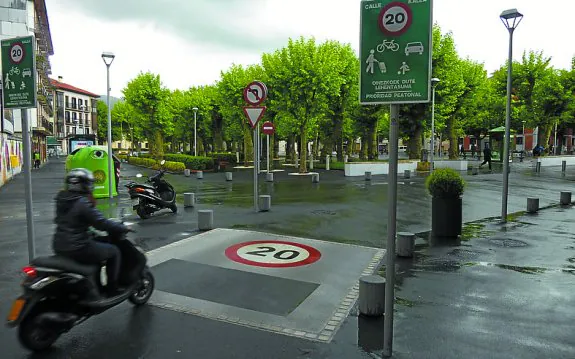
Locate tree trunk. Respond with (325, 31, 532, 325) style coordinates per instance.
(407, 126, 423, 160)
(243, 128, 253, 166)
(299, 127, 308, 173)
(154, 131, 164, 159)
(543, 124, 553, 150)
(446, 117, 458, 159)
(368, 127, 377, 160)
(359, 135, 368, 161)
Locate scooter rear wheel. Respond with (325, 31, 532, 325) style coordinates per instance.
(18, 311, 62, 352)
(129, 268, 155, 306)
(136, 205, 151, 219)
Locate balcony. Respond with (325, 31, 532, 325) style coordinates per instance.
(33, 117, 53, 136)
(66, 102, 78, 110)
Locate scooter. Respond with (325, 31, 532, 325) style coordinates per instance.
(5, 219, 155, 352)
(125, 160, 178, 219)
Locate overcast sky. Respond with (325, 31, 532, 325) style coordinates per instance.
(45, 0, 574, 98)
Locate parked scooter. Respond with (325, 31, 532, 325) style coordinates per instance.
(125, 160, 177, 219)
(5, 215, 155, 352)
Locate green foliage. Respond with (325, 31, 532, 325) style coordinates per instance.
(417, 161, 431, 172)
(209, 152, 237, 164)
(425, 168, 465, 199)
(153, 161, 185, 173)
(128, 157, 157, 168)
(163, 154, 214, 170)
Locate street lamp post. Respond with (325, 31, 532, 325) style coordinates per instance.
(430, 78, 440, 173)
(101, 51, 115, 199)
(500, 8, 523, 223)
(193, 107, 198, 156)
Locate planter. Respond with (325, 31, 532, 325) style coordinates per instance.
(433, 160, 468, 171)
(344, 161, 418, 176)
(431, 196, 462, 238)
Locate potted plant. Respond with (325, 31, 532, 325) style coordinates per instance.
(425, 168, 465, 238)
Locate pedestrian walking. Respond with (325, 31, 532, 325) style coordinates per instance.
(479, 144, 492, 170)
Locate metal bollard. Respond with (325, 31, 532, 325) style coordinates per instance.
(535, 159, 541, 173)
(404, 169, 411, 179)
(225, 172, 233, 181)
(560, 191, 572, 205)
(266, 172, 274, 182)
(312, 173, 320, 183)
(365, 171, 372, 181)
(198, 210, 214, 231)
(396, 232, 415, 258)
(562, 160, 567, 173)
(184, 193, 195, 208)
(184, 169, 191, 177)
(196, 171, 204, 179)
(326, 155, 330, 171)
(259, 195, 271, 212)
(471, 167, 478, 175)
(527, 197, 539, 213)
(358, 275, 385, 317)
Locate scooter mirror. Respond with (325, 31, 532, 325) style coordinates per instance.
(160, 160, 166, 166)
(136, 173, 143, 178)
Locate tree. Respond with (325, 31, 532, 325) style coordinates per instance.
(122, 72, 173, 158)
(262, 37, 346, 173)
(96, 100, 122, 143)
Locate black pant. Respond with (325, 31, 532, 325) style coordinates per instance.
(64, 238, 121, 289)
(480, 158, 492, 170)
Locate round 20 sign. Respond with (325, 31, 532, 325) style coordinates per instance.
(225, 240, 322, 268)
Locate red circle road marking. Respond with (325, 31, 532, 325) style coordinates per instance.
(225, 240, 322, 268)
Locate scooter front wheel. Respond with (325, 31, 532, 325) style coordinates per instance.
(18, 312, 62, 352)
(129, 268, 155, 306)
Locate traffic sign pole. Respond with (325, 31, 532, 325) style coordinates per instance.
(253, 125, 259, 212)
(267, 134, 270, 173)
(2, 36, 37, 262)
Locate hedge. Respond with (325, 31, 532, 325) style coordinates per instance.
(127, 157, 185, 173)
(209, 152, 236, 164)
(163, 154, 214, 170)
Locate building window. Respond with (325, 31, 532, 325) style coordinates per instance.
(71, 98, 77, 109)
(78, 99, 83, 109)
(57, 92, 64, 108)
(65, 111, 70, 121)
(72, 112, 77, 122)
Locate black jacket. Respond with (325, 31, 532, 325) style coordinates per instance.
(52, 191, 127, 253)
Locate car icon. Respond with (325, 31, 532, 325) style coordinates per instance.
(22, 68, 32, 78)
(405, 42, 424, 56)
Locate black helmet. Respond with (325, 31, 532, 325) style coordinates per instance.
(65, 168, 95, 193)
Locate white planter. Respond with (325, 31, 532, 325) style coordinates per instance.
(537, 156, 575, 167)
(344, 161, 419, 176)
(433, 160, 468, 171)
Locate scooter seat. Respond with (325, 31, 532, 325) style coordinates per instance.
(31, 256, 100, 276)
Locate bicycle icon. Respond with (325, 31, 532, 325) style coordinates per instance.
(376, 39, 400, 53)
(8, 67, 20, 76)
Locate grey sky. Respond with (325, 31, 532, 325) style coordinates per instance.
(45, 0, 575, 98)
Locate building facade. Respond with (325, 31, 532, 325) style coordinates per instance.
(50, 77, 99, 154)
(0, 0, 53, 187)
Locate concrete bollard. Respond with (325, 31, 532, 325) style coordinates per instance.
(344, 155, 349, 163)
(326, 155, 330, 171)
(236, 152, 240, 164)
(259, 195, 271, 212)
(396, 232, 415, 258)
(196, 171, 204, 179)
(365, 171, 372, 181)
(184, 169, 191, 177)
(198, 210, 214, 231)
(225, 172, 233, 181)
(471, 167, 478, 175)
(527, 197, 539, 213)
(184, 193, 195, 208)
(404, 170, 411, 179)
(266, 172, 274, 182)
(535, 159, 541, 173)
(312, 173, 320, 183)
(358, 275, 385, 317)
(560, 191, 572, 205)
(562, 160, 567, 173)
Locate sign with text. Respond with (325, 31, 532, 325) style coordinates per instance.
(359, 0, 432, 105)
(1, 36, 37, 109)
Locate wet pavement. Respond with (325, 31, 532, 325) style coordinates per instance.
(0, 158, 574, 358)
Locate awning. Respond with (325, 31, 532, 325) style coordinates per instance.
(47, 136, 59, 146)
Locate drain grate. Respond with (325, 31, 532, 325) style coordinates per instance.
(488, 238, 528, 248)
(311, 210, 337, 216)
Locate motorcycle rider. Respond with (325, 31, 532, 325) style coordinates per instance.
(52, 168, 130, 296)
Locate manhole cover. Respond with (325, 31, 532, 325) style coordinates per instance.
(488, 238, 528, 248)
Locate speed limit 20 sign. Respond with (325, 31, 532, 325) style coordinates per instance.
(378, 2, 412, 36)
(225, 240, 322, 268)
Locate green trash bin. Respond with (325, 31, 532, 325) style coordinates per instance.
(65, 146, 119, 198)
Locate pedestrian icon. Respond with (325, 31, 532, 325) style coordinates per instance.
(4, 73, 14, 89)
(397, 62, 410, 75)
(366, 49, 379, 74)
(20, 81, 26, 90)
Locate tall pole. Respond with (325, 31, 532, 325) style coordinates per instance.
(253, 125, 259, 212)
(106, 64, 114, 199)
(501, 28, 514, 222)
(194, 110, 197, 156)
(554, 121, 558, 155)
(383, 104, 399, 357)
(430, 86, 436, 173)
(22, 109, 35, 261)
(266, 134, 270, 173)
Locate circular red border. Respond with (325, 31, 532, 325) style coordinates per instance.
(378, 2, 413, 37)
(243, 81, 266, 105)
(261, 121, 275, 135)
(225, 240, 322, 268)
(9, 42, 25, 65)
